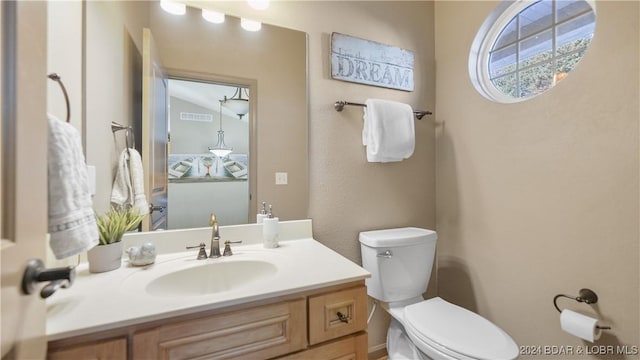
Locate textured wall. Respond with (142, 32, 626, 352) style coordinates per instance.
(435, 1, 639, 357)
(193, 1, 437, 350)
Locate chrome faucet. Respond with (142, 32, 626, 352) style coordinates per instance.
(209, 213, 222, 258)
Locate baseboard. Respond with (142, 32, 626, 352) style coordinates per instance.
(368, 343, 387, 360)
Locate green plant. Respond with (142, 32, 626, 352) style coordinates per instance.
(96, 208, 145, 245)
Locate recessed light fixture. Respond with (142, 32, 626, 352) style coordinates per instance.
(160, 0, 186, 15)
(241, 18, 262, 32)
(248, 0, 270, 10)
(202, 9, 225, 23)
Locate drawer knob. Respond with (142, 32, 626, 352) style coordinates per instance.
(336, 311, 350, 324)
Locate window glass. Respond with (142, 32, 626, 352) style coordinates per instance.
(469, 0, 596, 103)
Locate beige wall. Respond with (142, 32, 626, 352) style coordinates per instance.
(47, 1, 82, 131)
(435, 1, 639, 357)
(198, 1, 437, 351)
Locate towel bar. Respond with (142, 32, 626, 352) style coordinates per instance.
(111, 122, 134, 156)
(334, 100, 432, 120)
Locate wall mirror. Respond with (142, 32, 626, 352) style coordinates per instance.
(73, 1, 308, 231)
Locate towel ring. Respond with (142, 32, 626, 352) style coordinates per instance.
(47, 73, 70, 123)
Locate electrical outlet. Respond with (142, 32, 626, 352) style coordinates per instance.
(275, 172, 288, 185)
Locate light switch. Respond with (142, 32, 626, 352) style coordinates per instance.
(275, 172, 288, 185)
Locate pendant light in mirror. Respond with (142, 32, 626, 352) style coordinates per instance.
(221, 87, 249, 119)
(209, 101, 233, 158)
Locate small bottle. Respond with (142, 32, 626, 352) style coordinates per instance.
(262, 204, 279, 248)
(256, 202, 268, 224)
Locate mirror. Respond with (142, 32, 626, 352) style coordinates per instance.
(75, 1, 308, 230)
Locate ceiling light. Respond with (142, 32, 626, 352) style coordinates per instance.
(202, 9, 225, 24)
(248, 0, 270, 10)
(241, 18, 262, 32)
(160, 0, 186, 15)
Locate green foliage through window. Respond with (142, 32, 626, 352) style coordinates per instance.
(488, 0, 595, 99)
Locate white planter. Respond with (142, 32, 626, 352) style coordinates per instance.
(88, 241, 124, 273)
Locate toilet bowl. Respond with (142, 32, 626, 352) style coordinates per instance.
(359, 228, 519, 360)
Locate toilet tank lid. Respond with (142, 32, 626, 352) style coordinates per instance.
(359, 227, 437, 247)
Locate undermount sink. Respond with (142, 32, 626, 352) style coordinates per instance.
(145, 260, 278, 297)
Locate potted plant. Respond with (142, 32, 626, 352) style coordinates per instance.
(88, 208, 145, 273)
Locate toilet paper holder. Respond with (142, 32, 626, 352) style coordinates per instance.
(553, 288, 611, 330)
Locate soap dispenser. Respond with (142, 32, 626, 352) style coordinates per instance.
(262, 204, 279, 248)
(256, 202, 268, 224)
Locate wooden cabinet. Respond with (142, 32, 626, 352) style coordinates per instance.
(132, 299, 307, 360)
(47, 282, 367, 360)
(276, 333, 367, 360)
(308, 286, 367, 346)
(47, 337, 126, 360)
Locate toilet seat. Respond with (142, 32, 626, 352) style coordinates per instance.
(403, 297, 519, 360)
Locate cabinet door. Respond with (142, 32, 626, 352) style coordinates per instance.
(133, 299, 307, 360)
(308, 286, 367, 345)
(47, 337, 127, 360)
(276, 333, 368, 360)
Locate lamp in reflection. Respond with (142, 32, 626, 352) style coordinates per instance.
(221, 87, 249, 119)
(208, 101, 233, 160)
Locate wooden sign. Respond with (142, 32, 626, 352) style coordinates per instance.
(331, 32, 414, 91)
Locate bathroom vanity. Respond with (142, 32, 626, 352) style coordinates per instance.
(46, 220, 370, 359)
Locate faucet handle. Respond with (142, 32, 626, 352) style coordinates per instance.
(186, 242, 208, 260)
(222, 240, 242, 257)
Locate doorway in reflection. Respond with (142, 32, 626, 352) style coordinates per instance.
(167, 79, 250, 229)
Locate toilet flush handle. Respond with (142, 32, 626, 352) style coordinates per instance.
(377, 250, 393, 258)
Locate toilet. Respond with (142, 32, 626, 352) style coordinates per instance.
(359, 227, 519, 360)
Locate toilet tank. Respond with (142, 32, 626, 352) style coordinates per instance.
(359, 228, 437, 303)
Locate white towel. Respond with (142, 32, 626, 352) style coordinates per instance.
(111, 148, 149, 215)
(362, 99, 415, 162)
(47, 114, 99, 259)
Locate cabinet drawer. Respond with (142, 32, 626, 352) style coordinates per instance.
(276, 332, 367, 360)
(47, 337, 127, 360)
(133, 299, 307, 360)
(308, 286, 367, 345)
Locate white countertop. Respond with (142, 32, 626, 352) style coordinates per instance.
(46, 225, 370, 341)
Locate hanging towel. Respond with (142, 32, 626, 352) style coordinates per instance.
(111, 148, 149, 215)
(47, 114, 99, 259)
(362, 99, 415, 163)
